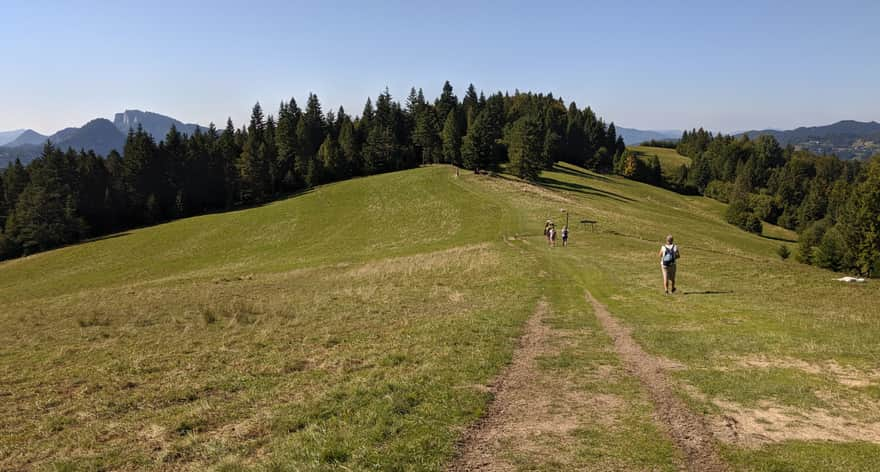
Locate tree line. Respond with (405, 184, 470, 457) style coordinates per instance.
(660, 128, 879, 276)
(0, 82, 625, 260)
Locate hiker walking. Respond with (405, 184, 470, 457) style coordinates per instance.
(544, 220, 552, 243)
(659, 235, 680, 295)
(561, 226, 569, 247)
(548, 225, 557, 247)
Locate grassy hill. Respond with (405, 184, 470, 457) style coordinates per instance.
(628, 145, 691, 179)
(2, 164, 879, 471)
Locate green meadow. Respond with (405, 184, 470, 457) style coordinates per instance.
(2, 163, 878, 471)
(628, 145, 692, 178)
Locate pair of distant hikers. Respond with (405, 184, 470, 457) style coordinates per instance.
(544, 221, 568, 248)
(659, 235, 680, 295)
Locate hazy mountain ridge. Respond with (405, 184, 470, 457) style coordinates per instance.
(0, 129, 26, 146)
(739, 120, 880, 160)
(0, 110, 205, 166)
(617, 127, 681, 145)
(113, 110, 202, 140)
(6, 129, 49, 147)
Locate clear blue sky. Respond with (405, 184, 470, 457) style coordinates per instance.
(2, 0, 878, 135)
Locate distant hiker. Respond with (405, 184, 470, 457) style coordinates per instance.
(548, 225, 557, 247)
(544, 220, 552, 242)
(561, 226, 569, 247)
(659, 235, 680, 295)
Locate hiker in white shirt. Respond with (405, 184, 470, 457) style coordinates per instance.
(659, 235, 680, 295)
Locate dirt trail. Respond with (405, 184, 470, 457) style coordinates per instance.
(448, 300, 556, 471)
(586, 291, 729, 472)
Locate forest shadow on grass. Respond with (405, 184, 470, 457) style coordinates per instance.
(551, 164, 615, 183)
(760, 233, 797, 243)
(537, 176, 635, 203)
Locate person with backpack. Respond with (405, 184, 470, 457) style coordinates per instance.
(561, 226, 569, 247)
(548, 225, 557, 247)
(659, 235, 680, 295)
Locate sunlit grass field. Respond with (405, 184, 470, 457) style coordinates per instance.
(2, 163, 879, 470)
(628, 145, 691, 179)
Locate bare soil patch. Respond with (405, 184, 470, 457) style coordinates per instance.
(586, 291, 729, 472)
(448, 300, 620, 471)
(711, 399, 880, 446)
(731, 355, 880, 388)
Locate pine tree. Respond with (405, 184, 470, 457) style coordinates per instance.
(5, 144, 85, 255)
(318, 135, 343, 182)
(276, 99, 301, 190)
(218, 118, 241, 207)
(2, 159, 30, 214)
(238, 102, 271, 201)
(122, 125, 161, 221)
(441, 111, 462, 165)
(303, 93, 325, 157)
(507, 116, 544, 181)
(564, 104, 585, 166)
(435, 81, 458, 127)
(413, 103, 442, 164)
(338, 118, 360, 176)
(461, 110, 494, 171)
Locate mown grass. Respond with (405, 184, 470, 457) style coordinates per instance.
(0, 168, 542, 471)
(509, 162, 880, 470)
(3, 161, 880, 470)
(628, 145, 691, 178)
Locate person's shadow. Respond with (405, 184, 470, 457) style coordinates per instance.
(681, 290, 733, 295)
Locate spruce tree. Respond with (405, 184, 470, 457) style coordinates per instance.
(441, 111, 462, 165)
(338, 118, 360, 176)
(218, 118, 241, 207)
(238, 103, 271, 201)
(507, 116, 544, 181)
(435, 81, 458, 127)
(276, 100, 301, 190)
(2, 159, 30, 213)
(318, 135, 343, 182)
(413, 104, 442, 164)
(461, 110, 493, 171)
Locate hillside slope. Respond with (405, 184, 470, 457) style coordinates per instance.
(2, 165, 879, 471)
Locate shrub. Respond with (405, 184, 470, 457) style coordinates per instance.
(705, 180, 733, 203)
(202, 309, 217, 325)
(750, 193, 780, 223)
(777, 245, 791, 260)
(797, 219, 831, 263)
(812, 226, 848, 271)
(743, 213, 764, 234)
(725, 196, 763, 234)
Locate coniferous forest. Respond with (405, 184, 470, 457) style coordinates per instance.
(0, 83, 625, 260)
(666, 129, 880, 276)
(2, 83, 878, 276)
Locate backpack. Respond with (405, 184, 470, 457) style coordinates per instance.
(662, 245, 677, 266)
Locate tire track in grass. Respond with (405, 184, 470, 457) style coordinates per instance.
(586, 291, 729, 472)
(447, 300, 553, 471)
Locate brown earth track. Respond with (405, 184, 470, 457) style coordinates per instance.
(447, 300, 554, 471)
(586, 291, 730, 472)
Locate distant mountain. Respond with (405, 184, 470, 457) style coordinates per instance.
(617, 127, 681, 145)
(59, 119, 126, 157)
(0, 144, 41, 168)
(739, 120, 880, 160)
(0, 129, 25, 146)
(114, 110, 201, 140)
(6, 129, 48, 147)
(0, 110, 205, 166)
(49, 127, 82, 143)
(1, 119, 125, 165)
